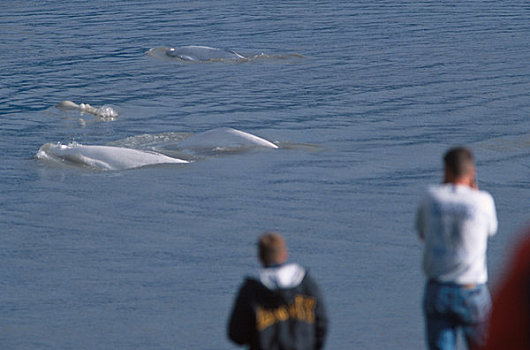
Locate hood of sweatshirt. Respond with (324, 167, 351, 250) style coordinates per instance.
(259, 263, 306, 290)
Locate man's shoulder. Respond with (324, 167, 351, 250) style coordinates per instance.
(423, 184, 450, 196)
(461, 187, 495, 206)
(241, 276, 264, 288)
(424, 184, 493, 200)
(297, 269, 325, 296)
(419, 185, 445, 203)
(234, 277, 268, 301)
(476, 188, 495, 201)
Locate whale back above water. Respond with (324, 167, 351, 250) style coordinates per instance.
(175, 127, 279, 154)
(36, 128, 278, 171)
(146, 46, 304, 63)
(165, 46, 246, 62)
(37, 143, 188, 171)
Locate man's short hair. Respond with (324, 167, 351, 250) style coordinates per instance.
(258, 232, 286, 266)
(443, 147, 474, 178)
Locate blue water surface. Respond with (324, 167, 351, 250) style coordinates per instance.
(1, 1, 530, 349)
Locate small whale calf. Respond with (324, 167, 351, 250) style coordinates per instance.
(165, 46, 246, 62)
(36, 128, 278, 171)
(57, 100, 118, 121)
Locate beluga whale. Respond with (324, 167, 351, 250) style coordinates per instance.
(173, 127, 279, 155)
(36, 143, 189, 171)
(147, 46, 305, 63)
(56, 100, 118, 121)
(165, 46, 247, 62)
(36, 128, 278, 171)
(146, 46, 248, 62)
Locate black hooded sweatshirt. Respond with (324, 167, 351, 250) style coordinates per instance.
(228, 263, 327, 350)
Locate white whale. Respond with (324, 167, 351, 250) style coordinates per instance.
(36, 143, 188, 171)
(175, 127, 278, 153)
(147, 46, 305, 63)
(56, 100, 118, 120)
(36, 128, 277, 171)
(165, 46, 247, 62)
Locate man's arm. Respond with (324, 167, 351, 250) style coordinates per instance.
(314, 293, 328, 350)
(306, 274, 328, 350)
(486, 193, 498, 236)
(415, 204, 426, 241)
(228, 281, 253, 346)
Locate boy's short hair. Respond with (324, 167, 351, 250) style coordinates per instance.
(258, 232, 286, 266)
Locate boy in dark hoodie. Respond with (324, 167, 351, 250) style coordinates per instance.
(228, 232, 328, 350)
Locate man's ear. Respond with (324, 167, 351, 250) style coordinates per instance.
(280, 249, 289, 264)
(469, 167, 478, 189)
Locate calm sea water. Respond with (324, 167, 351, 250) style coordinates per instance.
(2, 1, 530, 349)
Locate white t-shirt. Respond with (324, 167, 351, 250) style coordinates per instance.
(416, 184, 498, 285)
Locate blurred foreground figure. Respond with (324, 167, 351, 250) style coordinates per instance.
(416, 147, 498, 350)
(483, 228, 530, 350)
(228, 232, 328, 350)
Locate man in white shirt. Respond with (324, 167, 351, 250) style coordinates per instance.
(416, 147, 498, 350)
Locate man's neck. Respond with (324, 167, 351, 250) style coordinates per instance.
(444, 179, 470, 186)
(263, 262, 286, 269)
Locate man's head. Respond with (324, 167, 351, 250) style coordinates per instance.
(443, 147, 476, 187)
(258, 231, 288, 267)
